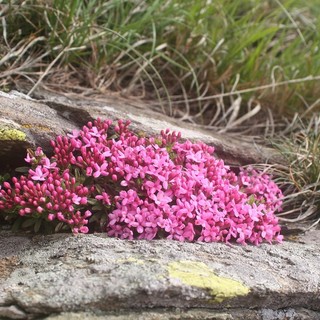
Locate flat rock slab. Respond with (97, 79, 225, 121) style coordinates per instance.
(0, 231, 319, 319)
(0, 90, 284, 169)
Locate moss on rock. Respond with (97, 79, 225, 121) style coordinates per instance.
(167, 260, 250, 303)
(0, 128, 26, 141)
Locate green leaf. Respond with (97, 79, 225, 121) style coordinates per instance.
(74, 168, 82, 180)
(89, 214, 99, 223)
(87, 198, 98, 205)
(95, 184, 103, 194)
(0, 173, 11, 184)
(11, 217, 23, 232)
(248, 195, 256, 205)
(22, 218, 37, 228)
(55, 222, 64, 233)
(34, 219, 42, 233)
(15, 167, 30, 173)
(92, 205, 102, 211)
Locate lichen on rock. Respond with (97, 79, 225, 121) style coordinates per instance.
(0, 128, 26, 141)
(167, 260, 250, 303)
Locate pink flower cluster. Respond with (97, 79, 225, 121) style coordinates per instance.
(0, 147, 91, 233)
(0, 119, 283, 244)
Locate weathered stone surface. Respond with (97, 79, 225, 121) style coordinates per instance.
(0, 90, 285, 170)
(0, 91, 75, 168)
(1, 89, 318, 320)
(0, 230, 319, 319)
(0, 305, 26, 319)
(44, 308, 320, 320)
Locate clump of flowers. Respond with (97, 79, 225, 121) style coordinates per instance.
(0, 119, 283, 245)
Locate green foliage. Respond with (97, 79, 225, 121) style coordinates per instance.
(1, 0, 320, 228)
(270, 115, 320, 227)
(0, 173, 10, 185)
(1, 0, 320, 118)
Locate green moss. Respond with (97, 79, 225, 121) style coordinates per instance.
(167, 260, 250, 303)
(0, 128, 26, 141)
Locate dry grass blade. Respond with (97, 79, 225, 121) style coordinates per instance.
(172, 75, 320, 104)
(0, 36, 46, 67)
(27, 45, 87, 96)
(261, 115, 320, 227)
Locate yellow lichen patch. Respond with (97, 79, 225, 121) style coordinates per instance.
(0, 128, 26, 141)
(22, 124, 51, 131)
(167, 260, 250, 303)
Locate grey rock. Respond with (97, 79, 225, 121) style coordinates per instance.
(0, 90, 317, 320)
(43, 308, 320, 320)
(0, 89, 284, 170)
(0, 231, 320, 319)
(0, 305, 26, 319)
(0, 91, 74, 168)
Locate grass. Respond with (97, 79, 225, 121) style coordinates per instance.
(1, 0, 320, 228)
(269, 114, 320, 228)
(1, 0, 320, 120)
(247, 112, 320, 229)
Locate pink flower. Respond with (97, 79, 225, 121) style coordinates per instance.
(95, 192, 111, 205)
(67, 129, 80, 139)
(72, 195, 85, 205)
(29, 166, 49, 181)
(47, 213, 55, 221)
(181, 223, 195, 241)
(0, 118, 283, 244)
(41, 157, 57, 171)
(150, 191, 172, 207)
(93, 162, 108, 178)
(35, 147, 44, 157)
(186, 150, 204, 163)
(24, 152, 35, 164)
